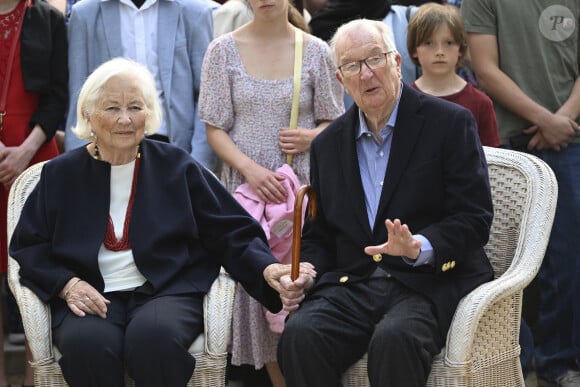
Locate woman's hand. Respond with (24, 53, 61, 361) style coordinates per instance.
(0, 145, 35, 188)
(279, 122, 330, 155)
(279, 127, 316, 155)
(242, 162, 287, 204)
(61, 277, 110, 319)
(0, 125, 47, 188)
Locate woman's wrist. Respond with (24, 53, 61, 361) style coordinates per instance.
(61, 277, 82, 300)
(237, 157, 257, 178)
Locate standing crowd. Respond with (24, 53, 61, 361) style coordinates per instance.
(0, 0, 578, 386)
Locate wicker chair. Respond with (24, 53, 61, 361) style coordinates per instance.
(341, 146, 558, 387)
(6, 161, 237, 387)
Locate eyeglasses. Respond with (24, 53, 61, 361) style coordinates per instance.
(338, 51, 394, 77)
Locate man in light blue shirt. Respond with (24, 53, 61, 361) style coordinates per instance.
(66, 0, 216, 170)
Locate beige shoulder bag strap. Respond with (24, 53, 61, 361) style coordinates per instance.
(286, 28, 303, 166)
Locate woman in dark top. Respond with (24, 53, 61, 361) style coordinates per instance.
(9, 58, 303, 387)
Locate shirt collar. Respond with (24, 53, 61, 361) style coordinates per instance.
(356, 83, 403, 140)
(102, 0, 171, 5)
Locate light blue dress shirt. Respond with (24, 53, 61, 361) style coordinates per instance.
(355, 87, 433, 266)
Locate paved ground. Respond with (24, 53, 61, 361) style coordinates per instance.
(4, 342, 539, 387)
(5, 342, 25, 386)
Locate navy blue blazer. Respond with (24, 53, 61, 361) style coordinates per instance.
(301, 85, 494, 339)
(10, 140, 281, 327)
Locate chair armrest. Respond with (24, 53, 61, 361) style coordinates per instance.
(203, 268, 237, 355)
(443, 149, 558, 365)
(8, 261, 238, 362)
(6, 162, 54, 366)
(444, 242, 550, 365)
(7, 256, 55, 365)
(444, 271, 528, 365)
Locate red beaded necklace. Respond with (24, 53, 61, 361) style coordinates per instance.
(103, 152, 141, 251)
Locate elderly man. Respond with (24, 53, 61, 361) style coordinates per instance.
(274, 19, 494, 387)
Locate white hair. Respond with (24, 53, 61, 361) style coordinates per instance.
(329, 19, 397, 67)
(71, 57, 163, 141)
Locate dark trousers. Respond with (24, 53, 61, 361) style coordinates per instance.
(53, 292, 203, 387)
(278, 277, 442, 387)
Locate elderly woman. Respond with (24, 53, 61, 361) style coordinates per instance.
(9, 58, 303, 387)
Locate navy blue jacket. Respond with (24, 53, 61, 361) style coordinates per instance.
(301, 85, 494, 339)
(10, 140, 281, 327)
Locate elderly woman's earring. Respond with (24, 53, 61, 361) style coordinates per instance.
(90, 130, 100, 159)
(93, 143, 100, 160)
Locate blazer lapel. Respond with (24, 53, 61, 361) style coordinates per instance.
(338, 106, 374, 238)
(374, 86, 424, 231)
(101, 1, 123, 57)
(157, 0, 179, 99)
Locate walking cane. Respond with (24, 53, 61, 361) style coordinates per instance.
(291, 185, 317, 281)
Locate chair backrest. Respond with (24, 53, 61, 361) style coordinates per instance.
(6, 161, 52, 360)
(7, 161, 46, 253)
(482, 147, 556, 279)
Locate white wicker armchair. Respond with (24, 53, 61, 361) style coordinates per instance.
(341, 147, 558, 387)
(6, 161, 237, 387)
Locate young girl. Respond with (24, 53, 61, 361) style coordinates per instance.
(198, 0, 344, 385)
(407, 3, 500, 147)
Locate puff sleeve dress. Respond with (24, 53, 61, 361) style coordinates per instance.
(199, 32, 344, 367)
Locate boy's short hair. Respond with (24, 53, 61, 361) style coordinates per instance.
(407, 3, 468, 67)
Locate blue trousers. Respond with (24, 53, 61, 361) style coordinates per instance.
(519, 144, 580, 380)
(53, 292, 203, 387)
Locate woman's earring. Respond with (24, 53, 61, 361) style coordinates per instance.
(90, 130, 96, 138)
(93, 143, 100, 160)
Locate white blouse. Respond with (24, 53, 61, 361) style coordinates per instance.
(98, 160, 146, 292)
